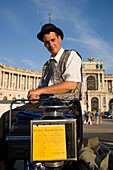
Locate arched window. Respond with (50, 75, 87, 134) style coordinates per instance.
(91, 97, 98, 111)
(3, 96, 7, 100)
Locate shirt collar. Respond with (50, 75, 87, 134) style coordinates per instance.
(50, 48, 64, 63)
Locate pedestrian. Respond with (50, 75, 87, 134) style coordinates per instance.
(95, 111, 99, 125)
(86, 112, 92, 125)
(95, 111, 99, 118)
(100, 112, 103, 124)
(84, 110, 88, 124)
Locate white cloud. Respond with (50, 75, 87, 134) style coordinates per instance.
(22, 58, 38, 70)
(64, 7, 113, 73)
(0, 55, 15, 65)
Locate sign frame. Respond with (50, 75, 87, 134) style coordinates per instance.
(30, 119, 77, 162)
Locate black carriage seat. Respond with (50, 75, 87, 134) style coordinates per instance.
(11, 98, 83, 140)
(6, 98, 83, 160)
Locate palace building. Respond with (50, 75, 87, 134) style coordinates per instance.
(0, 62, 42, 102)
(0, 58, 113, 114)
(82, 57, 113, 114)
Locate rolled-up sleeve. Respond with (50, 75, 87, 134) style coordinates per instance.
(62, 51, 81, 82)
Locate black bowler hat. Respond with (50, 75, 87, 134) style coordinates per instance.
(37, 23, 64, 42)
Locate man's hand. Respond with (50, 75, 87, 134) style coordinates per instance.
(27, 90, 40, 104)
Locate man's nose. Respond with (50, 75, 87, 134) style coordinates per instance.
(49, 41, 53, 47)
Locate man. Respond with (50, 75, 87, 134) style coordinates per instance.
(0, 23, 82, 170)
(28, 23, 82, 101)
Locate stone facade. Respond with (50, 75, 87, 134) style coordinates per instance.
(0, 58, 113, 114)
(0, 62, 42, 101)
(82, 57, 113, 114)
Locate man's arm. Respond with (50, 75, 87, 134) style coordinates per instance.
(27, 81, 77, 99)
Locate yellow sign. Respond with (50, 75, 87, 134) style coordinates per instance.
(33, 125, 67, 161)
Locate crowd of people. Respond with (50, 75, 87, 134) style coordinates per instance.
(84, 110, 100, 125)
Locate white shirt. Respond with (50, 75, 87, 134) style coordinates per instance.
(39, 48, 81, 86)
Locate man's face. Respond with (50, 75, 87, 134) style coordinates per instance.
(43, 32, 62, 57)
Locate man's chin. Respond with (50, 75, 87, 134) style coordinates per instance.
(51, 51, 57, 57)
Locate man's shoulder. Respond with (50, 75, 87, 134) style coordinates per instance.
(43, 60, 49, 67)
(65, 49, 82, 59)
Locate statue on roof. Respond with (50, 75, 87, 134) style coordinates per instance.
(87, 57, 95, 62)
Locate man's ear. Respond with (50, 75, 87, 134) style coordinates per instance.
(58, 35, 62, 43)
(44, 41, 47, 47)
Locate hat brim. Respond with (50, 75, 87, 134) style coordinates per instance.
(37, 27, 64, 42)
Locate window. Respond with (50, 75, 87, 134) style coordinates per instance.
(100, 74, 102, 82)
(87, 76, 95, 90)
(91, 97, 98, 111)
(3, 96, 7, 100)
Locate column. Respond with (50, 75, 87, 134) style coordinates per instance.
(105, 80, 107, 91)
(11, 73, 13, 89)
(17, 74, 19, 90)
(25, 75, 27, 90)
(98, 73, 100, 90)
(28, 76, 30, 90)
(101, 74, 104, 89)
(23, 75, 26, 90)
(2, 71, 4, 88)
(8, 72, 11, 89)
(34, 77, 35, 89)
(20, 74, 22, 90)
(15, 74, 17, 89)
(36, 77, 38, 87)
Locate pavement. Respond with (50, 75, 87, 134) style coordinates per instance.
(83, 118, 113, 152)
(83, 118, 113, 133)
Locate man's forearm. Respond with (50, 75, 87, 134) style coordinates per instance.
(39, 81, 77, 94)
(28, 81, 77, 99)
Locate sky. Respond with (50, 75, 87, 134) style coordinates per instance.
(0, 0, 113, 74)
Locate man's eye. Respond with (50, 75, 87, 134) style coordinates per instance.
(51, 39, 55, 42)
